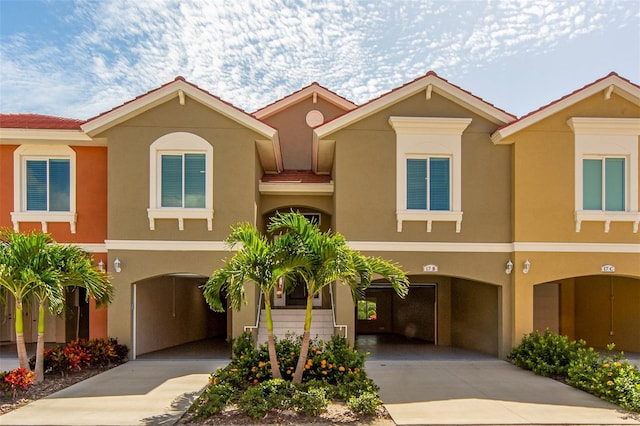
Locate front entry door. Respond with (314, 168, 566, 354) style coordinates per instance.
(274, 279, 321, 307)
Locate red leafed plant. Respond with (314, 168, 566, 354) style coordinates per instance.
(1, 368, 36, 399)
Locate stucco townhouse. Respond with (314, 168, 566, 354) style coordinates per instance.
(1, 71, 638, 360)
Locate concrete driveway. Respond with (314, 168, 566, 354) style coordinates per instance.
(367, 359, 639, 425)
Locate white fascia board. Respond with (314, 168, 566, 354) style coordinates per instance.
(315, 75, 513, 139)
(0, 129, 99, 145)
(259, 182, 334, 195)
(491, 75, 640, 145)
(82, 81, 277, 140)
(105, 239, 232, 251)
(254, 85, 356, 119)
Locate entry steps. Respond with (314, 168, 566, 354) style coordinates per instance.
(256, 309, 334, 344)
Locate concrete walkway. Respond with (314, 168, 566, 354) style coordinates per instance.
(0, 359, 226, 425)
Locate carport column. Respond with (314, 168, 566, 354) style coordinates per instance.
(232, 282, 258, 339)
(334, 281, 355, 346)
(498, 281, 512, 359)
(512, 254, 534, 347)
(107, 252, 133, 356)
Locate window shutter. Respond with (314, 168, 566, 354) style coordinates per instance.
(605, 158, 625, 211)
(429, 158, 450, 211)
(407, 159, 427, 209)
(184, 153, 206, 208)
(583, 159, 602, 210)
(161, 155, 183, 207)
(49, 159, 70, 211)
(26, 160, 47, 211)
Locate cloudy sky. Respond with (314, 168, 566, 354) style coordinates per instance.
(1, 0, 638, 120)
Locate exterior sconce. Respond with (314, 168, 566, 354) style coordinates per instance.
(98, 260, 105, 272)
(523, 259, 531, 274)
(505, 260, 513, 274)
(114, 258, 122, 273)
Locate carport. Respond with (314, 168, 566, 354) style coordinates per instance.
(132, 273, 227, 359)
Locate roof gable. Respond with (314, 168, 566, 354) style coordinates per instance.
(314, 71, 515, 140)
(252, 82, 357, 120)
(491, 73, 640, 144)
(81, 77, 277, 140)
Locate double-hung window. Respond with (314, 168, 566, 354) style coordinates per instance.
(390, 116, 471, 232)
(569, 118, 639, 233)
(148, 132, 214, 231)
(406, 157, 451, 211)
(11, 145, 77, 233)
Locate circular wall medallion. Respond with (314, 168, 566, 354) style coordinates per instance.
(305, 110, 324, 127)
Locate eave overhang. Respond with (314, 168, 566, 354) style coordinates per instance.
(0, 129, 101, 146)
(491, 73, 640, 145)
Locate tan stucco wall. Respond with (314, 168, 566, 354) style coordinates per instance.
(451, 278, 499, 356)
(510, 93, 640, 243)
(331, 90, 512, 242)
(100, 98, 261, 241)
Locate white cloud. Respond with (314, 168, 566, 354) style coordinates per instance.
(0, 0, 638, 119)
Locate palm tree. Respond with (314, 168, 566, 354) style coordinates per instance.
(268, 212, 410, 383)
(31, 243, 112, 382)
(0, 230, 57, 371)
(202, 223, 307, 380)
(0, 230, 112, 382)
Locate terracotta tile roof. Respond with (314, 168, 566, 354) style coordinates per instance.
(261, 170, 332, 183)
(84, 76, 255, 124)
(0, 114, 84, 130)
(252, 81, 357, 117)
(496, 72, 639, 131)
(318, 70, 516, 131)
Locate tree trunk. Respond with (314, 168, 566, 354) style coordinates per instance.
(264, 299, 281, 379)
(292, 295, 314, 383)
(35, 302, 46, 382)
(14, 299, 30, 370)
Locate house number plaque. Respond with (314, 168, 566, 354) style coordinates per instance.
(423, 264, 438, 272)
(601, 264, 615, 273)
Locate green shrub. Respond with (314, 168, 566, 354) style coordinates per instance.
(191, 383, 235, 417)
(509, 329, 585, 377)
(336, 373, 379, 401)
(289, 387, 329, 416)
(237, 379, 291, 419)
(347, 391, 382, 415)
(567, 344, 640, 412)
(303, 335, 368, 384)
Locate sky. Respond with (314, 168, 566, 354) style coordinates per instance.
(0, 0, 638, 120)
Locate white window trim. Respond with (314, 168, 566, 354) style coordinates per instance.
(390, 116, 471, 232)
(11, 145, 77, 233)
(148, 132, 214, 231)
(568, 118, 640, 233)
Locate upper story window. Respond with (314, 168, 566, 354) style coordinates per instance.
(148, 132, 214, 231)
(11, 145, 77, 233)
(407, 157, 451, 211)
(568, 118, 639, 233)
(389, 116, 471, 232)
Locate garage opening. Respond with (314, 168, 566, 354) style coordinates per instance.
(356, 283, 436, 343)
(132, 273, 227, 359)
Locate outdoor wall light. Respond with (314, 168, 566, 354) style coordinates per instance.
(98, 260, 105, 272)
(505, 260, 513, 274)
(114, 258, 122, 273)
(523, 259, 531, 274)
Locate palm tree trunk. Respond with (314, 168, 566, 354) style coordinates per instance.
(14, 299, 30, 370)
(35, 302, 46, 382)
(292, 295, 314, 383)
(264, 299, 281, 379)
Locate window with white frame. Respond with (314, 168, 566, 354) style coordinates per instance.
(148, 132, 214, 231)
(11, 145, 77, 233)
(568, 118, 639, 233)
(389, 116, 471, 232)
